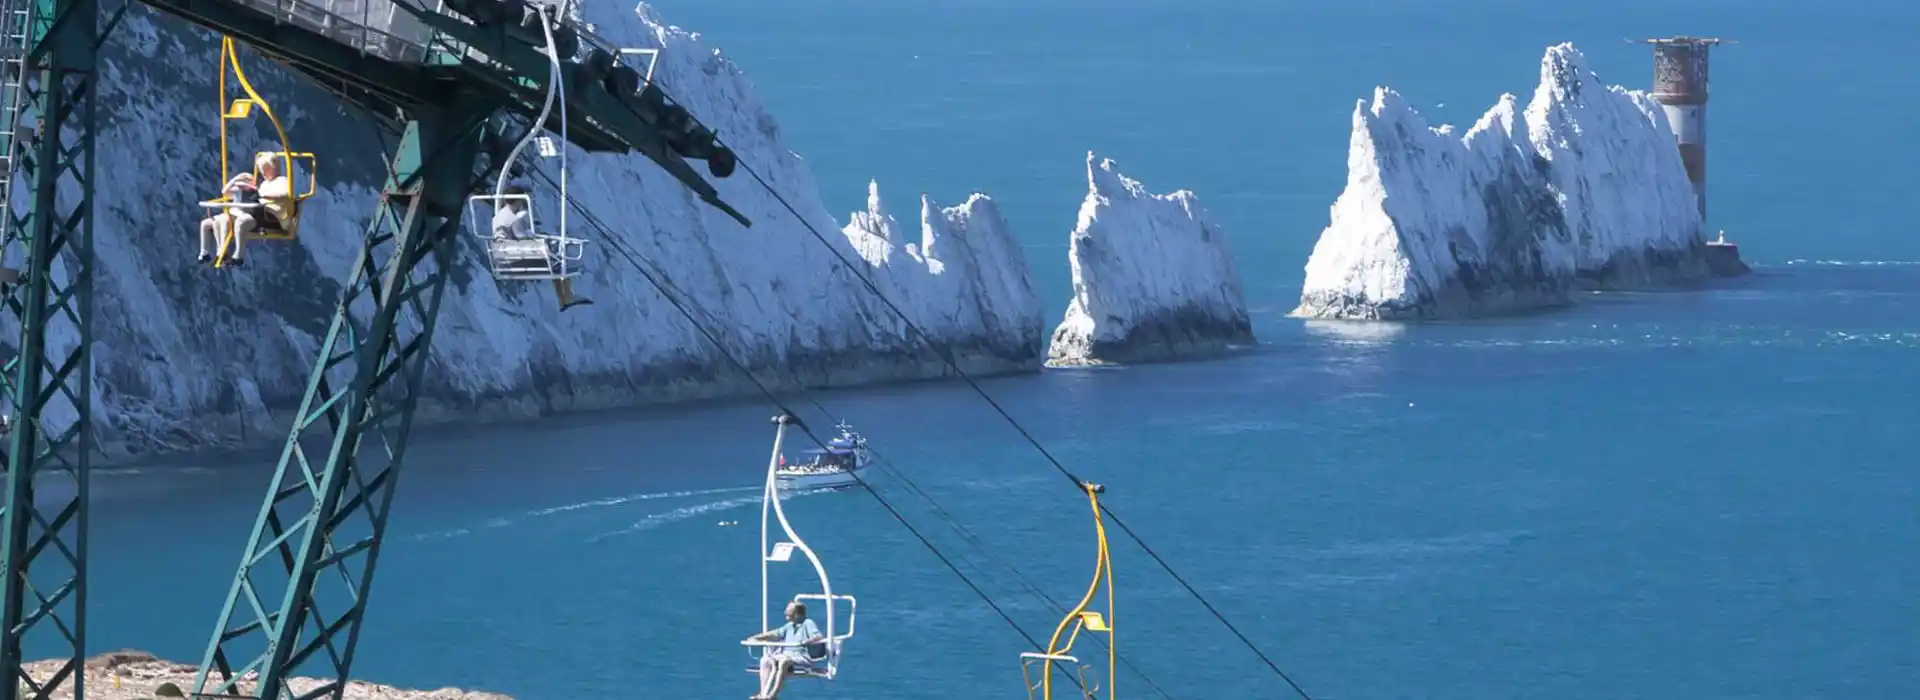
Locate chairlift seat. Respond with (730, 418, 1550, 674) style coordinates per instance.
(743, 663, 827, 677)
(231, 189, 293, 239)
(207, 150, 313, 244)
(742, 642, 834, 676)
(486, 235, 582, 281)
(252, 201, 296, 239)
(471, 192, 586, 282)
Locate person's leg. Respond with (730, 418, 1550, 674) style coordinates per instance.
(198, 215, 221, 262)
(551, 278, 594, 311)
(763, 658, 795, 700)
(227, 212, 254, 264)
(754, 653, 779, 699)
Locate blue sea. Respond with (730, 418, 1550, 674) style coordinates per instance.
(77, 0, 1920, 698)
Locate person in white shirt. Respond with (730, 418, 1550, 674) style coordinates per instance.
(489, 184, 593, 312)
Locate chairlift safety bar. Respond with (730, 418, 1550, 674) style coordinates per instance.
(1020, 652, 1081, 663)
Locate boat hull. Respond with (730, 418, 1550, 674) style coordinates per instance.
(777, 469, 862, 490)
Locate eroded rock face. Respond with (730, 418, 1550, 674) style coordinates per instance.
(840, 181, 1045, 375)
(24, 651, 512, 700)
(30, 2, 1045, 459)
(1047, 152, 1253, 366)
(1296, 43, 1714, 321)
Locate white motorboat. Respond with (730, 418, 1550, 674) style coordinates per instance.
(775, 421, 872, 490)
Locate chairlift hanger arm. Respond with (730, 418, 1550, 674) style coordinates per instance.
(454, 68, 625, 152)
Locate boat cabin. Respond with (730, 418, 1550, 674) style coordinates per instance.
(786, 445, 857, 473)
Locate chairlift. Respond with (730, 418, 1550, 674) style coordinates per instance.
(468, 0, 589, 283)
(1020, 480, 1116, 700)
(742, 413, 857, 691)
(200, 36, 317, 269)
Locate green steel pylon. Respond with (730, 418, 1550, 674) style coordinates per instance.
(0, 0, 98, 696)
(189, 95, 498, 700)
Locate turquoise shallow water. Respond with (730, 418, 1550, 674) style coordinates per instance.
(66, 0, 1920, 698)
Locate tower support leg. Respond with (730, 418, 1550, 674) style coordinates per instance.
(190, 94, 496, 700)
(0, 0, 97, 695)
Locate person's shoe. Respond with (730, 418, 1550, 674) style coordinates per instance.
(197, 253, 212, 264)
(560, 297, 594, 312)
(227, 257, 245, 267)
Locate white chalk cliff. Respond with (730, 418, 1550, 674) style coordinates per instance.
(26, 2, 1045, 458)
(840, 181, 1045, 371)
(1047, 153, 1253, 366)
(1295, 42, 1714, 320)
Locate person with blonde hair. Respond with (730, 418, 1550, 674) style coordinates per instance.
(198, 152, 291, 266)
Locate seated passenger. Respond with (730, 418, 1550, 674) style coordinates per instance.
(744, 601, 824, 700)
(489, 184, 594, 313)
(489, 185, 536, 240)
(198, 153, 291, 266)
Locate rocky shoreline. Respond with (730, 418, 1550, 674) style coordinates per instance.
(1048, 302, 1254, 366)
(22, 652, 508, 700)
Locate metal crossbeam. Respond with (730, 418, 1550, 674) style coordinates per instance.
(190, 93, 495, 700)
(137, 0, 444, 118)
(402, 7, 749, 224)
(0, 0, 95, 695)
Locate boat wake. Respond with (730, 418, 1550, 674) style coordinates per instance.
(1784, 259, 1920, 267)
(525, 485, 758, 517)
(585, 488, 830, 543)
(407, 485, 761, 542)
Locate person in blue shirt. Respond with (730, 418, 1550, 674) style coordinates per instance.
(745, 601, 825, 700)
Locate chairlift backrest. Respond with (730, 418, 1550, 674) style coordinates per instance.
(468, 193, 584, 281)
(250, 151, 317, 237)
(470, 192, 537, 236)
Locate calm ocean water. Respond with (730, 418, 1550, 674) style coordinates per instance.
(72, 0, 1920, 698)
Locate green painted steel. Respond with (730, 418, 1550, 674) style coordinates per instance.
(0, 0, 98, 697)
(189, 97, 499, 700)
(0, 0, 752, 694)
(131, 0, 754, 221)
(177, 1, 756, 694)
